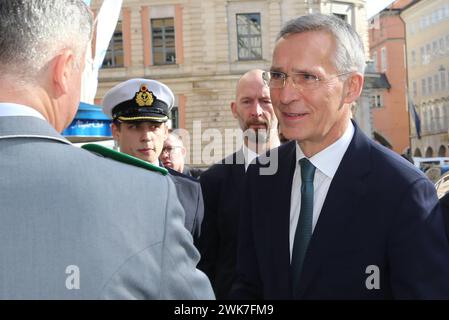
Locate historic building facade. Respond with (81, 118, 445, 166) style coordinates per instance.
(402, 0, 449, 158)
(91, 0, 369, 166)
(368, 0, 413, 155)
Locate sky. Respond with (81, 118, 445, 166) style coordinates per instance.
(366, 0, 396, 19)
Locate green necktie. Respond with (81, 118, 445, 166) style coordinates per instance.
(291, 158, 316, 295)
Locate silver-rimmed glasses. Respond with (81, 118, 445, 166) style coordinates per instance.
(161, 146, 183, 157)
(262, 70, 353, 90)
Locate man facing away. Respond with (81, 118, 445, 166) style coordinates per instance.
(0, 0, 213, 299)
(231, 14, 449, 299)
(198, 69, 279, 299)
(102, 79, 204, 242)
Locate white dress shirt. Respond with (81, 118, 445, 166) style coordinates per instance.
(289, 122, 355, 260)
(0, 102, 45, 120)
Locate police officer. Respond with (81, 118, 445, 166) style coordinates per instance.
(102, 79, 204, 241)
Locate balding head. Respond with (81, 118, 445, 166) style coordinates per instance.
(231, 69, 278, 152)
(235, 69, 265, 97)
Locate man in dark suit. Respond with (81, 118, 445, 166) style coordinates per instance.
(102, 79, 204, 241)
(198, 69, 279, 299)
(231, 14, 449, 299)
(439, 192, 449, 242)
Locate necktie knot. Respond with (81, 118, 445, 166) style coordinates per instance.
(299, 158, 315, 182)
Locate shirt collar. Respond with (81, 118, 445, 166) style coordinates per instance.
(0, 103, 46, 120)
(295, 121, 355, 178)
(242, 143, 259, 171)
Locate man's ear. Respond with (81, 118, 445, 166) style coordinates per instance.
(181, 146, 187, 157)
(230, 101, 238, 120)
(343, 73, 364, 104)
(52, 49, 76, 97)
(111, 122, 120, 144)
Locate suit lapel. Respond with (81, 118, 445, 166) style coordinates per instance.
(296, 124, 372, 298)
(228, 152, 246, 218)
(262, 141, 297, 296)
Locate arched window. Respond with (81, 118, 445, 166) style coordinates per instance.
(414, 148, 422, 157)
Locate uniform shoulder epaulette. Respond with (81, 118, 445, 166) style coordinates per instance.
(81, 143, 168, 176)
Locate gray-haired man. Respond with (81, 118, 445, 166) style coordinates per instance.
(0, 0, 213, 299)
(232, 13, 449, 299)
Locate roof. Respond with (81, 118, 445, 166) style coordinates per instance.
(363, 73, 391, 90)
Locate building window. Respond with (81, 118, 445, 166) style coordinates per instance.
(151, 18, 176, 65)
(413, 80, 417, 97)
(433, 41, 438, 56)
(170, 106, 179, 129)
(440, 38, 445, 55)
(372, 51, 378, 71)
(330, 2, 354, 26)
(370, 94, 383, 109)
(422, 78, 427, 96)
(411, 50, 416, 65)
(438, 8, 444, 21)
(428, 76, 433, 94)
(102, 21, 124, 68)
(381, 47, 387, 71)
(435, 74, 440, 92)
(432, 11, 437, 24)
(236, 13, 262, 60)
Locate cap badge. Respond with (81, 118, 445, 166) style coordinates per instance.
(135, 85, 154, 107)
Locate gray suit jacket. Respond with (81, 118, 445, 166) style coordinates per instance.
(0, 115, 214, 299)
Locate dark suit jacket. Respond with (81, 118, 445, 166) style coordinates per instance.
(183, 165, 204, 179)
(439, 192, 449, 243)
(167, 167, 204, 242)
(232, 122, 449, 299)
(198, 151, 246, 299)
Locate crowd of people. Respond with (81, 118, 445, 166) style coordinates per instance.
(2, 0, 449, 299)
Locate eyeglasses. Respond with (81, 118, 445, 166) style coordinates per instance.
(161, 146, 182, 156)
(262, 70, 353, 90)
